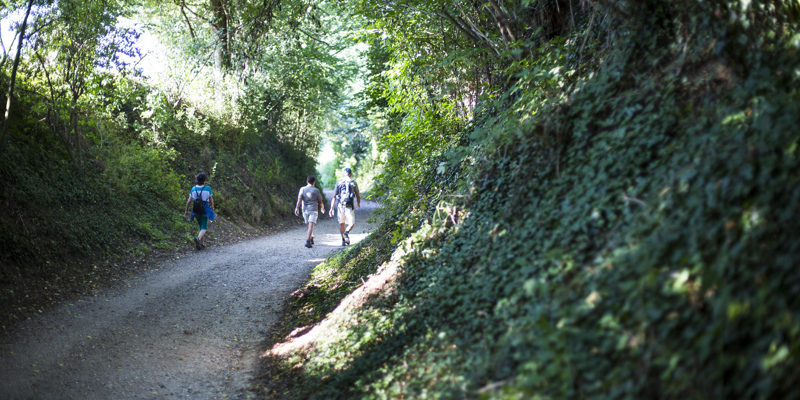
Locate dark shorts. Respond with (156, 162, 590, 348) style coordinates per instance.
(196, 216, 209, 230)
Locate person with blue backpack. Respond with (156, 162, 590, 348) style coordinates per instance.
(183, 172, 216, 250)
(329, 167, 360, 246)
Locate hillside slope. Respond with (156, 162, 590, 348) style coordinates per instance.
(264, 1, 800, 399)
(0, 75, 320, 328)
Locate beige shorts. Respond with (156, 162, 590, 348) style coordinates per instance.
(337, 206, 355, 226)
(303, 209, 318, 224)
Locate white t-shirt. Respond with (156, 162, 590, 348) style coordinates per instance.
(191, 185, 213, 201)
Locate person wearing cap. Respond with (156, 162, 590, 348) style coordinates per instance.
(329, 167, 360, 246)
(295, 176, 325, 248)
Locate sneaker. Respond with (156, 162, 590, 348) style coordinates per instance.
(201, 243, 206, 250)
(305, 239, 313, 248)
(194, 237, 202, 250)
(342, 238, 347, 246)
(310, 236, 314, 245)
(343, 231, 350, 245)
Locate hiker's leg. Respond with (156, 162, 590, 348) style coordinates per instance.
(308, 213, 317, 239)
(304, 210, 318, 241)
(337, 206, 347, 237)
(307, 222, 314, 240)
(198, 217, 209, 245)
(302, 210, 310, 239)
(345, 208, 355, 233)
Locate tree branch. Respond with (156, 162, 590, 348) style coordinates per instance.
(439, 6, 501, 56)
(487, 0, 517, 41)
(452, 3, 503, 54)
(179, 3, 197, 39)
(1, 0, 34, 155)
(295, 26, 338, 48)
(578, 5, 598, 77)
(622, 192, 647, 208)
(179, 1, 211, 24)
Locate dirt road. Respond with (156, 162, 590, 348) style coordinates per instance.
(0, 194, 377, 399)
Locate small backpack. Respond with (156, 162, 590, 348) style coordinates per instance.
(339, 179, 355, 207)
(192, 186, 207, 215)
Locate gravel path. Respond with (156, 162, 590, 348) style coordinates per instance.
(0, 193, 377, 400)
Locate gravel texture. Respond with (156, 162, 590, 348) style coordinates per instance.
(0, 192, 377, 399)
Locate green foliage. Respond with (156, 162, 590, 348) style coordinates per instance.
(275, 0, 800, 399)
(0, 0, 346, 285)
(317, 155, 338, 189)
(101, 142, 183, 204)
(0, 136, 187, 274)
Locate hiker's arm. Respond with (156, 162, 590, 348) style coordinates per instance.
(318, 194, 325, 214)
(295, 196, 303, 216)
(329, 196, 337, 217)
(209, 195, 214, 210)
(184, 196, 192, 217)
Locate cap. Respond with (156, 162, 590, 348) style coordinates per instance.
(343, 167, 352, 175)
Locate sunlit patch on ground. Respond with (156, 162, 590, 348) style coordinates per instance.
(265, 259, 400, 358)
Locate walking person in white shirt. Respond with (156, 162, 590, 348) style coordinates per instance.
(329, 168, 360, 246)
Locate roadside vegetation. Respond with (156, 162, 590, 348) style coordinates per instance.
(0, 0, 352, 327)
(265, 0, 800, 399)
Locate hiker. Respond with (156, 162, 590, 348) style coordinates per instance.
(329, 167, 360, 246)
(295, 176, 325, 248)
(183, 172, 216, 250)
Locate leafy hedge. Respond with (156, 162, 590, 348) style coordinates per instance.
(275, 1, 800, 399)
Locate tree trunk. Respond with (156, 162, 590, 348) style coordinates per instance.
(69, 107, 83, 173)
(210, 0, 230, 86)
(0, 0, 35, 156)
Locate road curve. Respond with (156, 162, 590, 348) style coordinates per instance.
(0, 193, 377, 400)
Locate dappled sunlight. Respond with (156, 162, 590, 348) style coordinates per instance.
(265, 258, 400, 358)
(315, 231, 370, 247)
(346, 231, 370, 245)
(317, 233, 347, 247)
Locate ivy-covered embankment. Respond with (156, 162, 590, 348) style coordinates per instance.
(265, 0, 800, 398)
